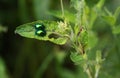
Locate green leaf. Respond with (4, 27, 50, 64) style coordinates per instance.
(112, 25, 120, 35)
(89, 8, 98, 29)
(70, 52, 84, 65)
(102, 16, 116, 26)
(74, 25, 80, 36)
(114, 7, 120, 19)
(79, 28, 88, 47)
(104, 7, 112, 16)
(15, 20, 69, 45)
(96, 0, 105, 9)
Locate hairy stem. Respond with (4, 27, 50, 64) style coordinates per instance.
(60, 0, 64, 18)
(86, 67, 93, 78)
(95, 66, 100, 78)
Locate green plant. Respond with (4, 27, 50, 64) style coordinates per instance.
(15, 0, 120, 78)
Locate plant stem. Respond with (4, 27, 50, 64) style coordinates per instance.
(85, 66, 93, 78)
(60, 0, 64, 18)
(83, 54, 93, 78)
(94, 66, 100, 78)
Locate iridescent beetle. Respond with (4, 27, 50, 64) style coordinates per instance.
(34, 23, 46, 37)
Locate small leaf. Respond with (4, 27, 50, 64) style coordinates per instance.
(96, 0, 105, 9)
(70, 52, 84, 64)
(114, 7, 120, 19)
(89, 8, 97, 28)
(102, 16, 116, 26)
(104, 7, 112, 16)
(78, 28, 88, 47)
(15, 20, 69, 45)
(74, 25, 80, 36)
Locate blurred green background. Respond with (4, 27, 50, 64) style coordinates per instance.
(0, 0, 120, 78)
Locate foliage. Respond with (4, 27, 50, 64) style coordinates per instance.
(14, 0, 120, 78)
(0, 0, 117, 78)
